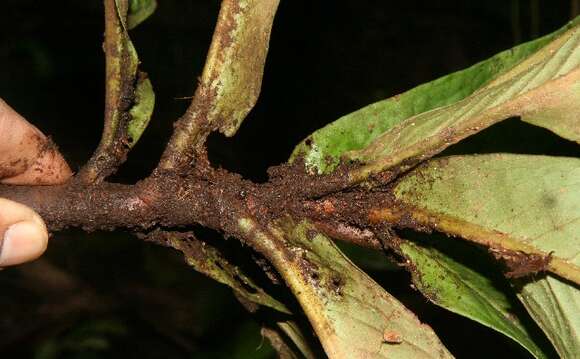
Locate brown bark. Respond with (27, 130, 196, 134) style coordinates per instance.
(0, 159, 381, 253)
(0, 174, 231, 233)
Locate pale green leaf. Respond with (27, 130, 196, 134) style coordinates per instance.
(127, 0, 157, 29)
(290, 17, 580, 176)
(239, 218, 453, 358)
(522, 79, 580, 143)
(393, 154, 580, 357)
(516, 276, 580, 359)
(206, 0, 279, 136)
(159, 0, 281, 170)
(347, 24, 579, 183)
(172, 0, 280, 142)
(127, 74, 155, 147)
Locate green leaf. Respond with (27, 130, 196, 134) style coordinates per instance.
(204, 0, 280, 136)
(239, 218, 453, 358)
(290, 17, 580, 176)
(393, 154, 580, 357)
(127, 0, 157, 29)
(171, 0, 280, 142)
(515, 276, 580, 359)
(346, 23, 579, 183)
(158, 0, 281, 170)
(127, 73, 155, 147)
(393, 154, 580, 283)
(400, 241, 550, 358)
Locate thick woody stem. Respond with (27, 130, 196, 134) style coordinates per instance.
(0, 167, 259, 239)
(0, 166, 385, 254)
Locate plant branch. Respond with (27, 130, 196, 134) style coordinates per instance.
(5, 152, 577, 285)
(0, 174, 234, 233)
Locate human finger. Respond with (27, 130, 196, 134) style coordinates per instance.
(0, 198, 48, 267)
(0, 98, 72, 185)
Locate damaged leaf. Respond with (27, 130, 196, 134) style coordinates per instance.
(290, 17, 579, 176)
(158, 0, 281, 170)
(201, 0, 279, 137)
(239, 218, 453, 358)
(111, 0, 155, 150)
(392, 154, 580, 357)
(159, 230, 289, 314)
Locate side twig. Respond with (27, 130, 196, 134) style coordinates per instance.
(79, 0, 154, 183)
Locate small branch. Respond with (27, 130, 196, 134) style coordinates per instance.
(157, 0, 280, 172)
(79, 0, 154, 183)
(78, 0, 130, 182)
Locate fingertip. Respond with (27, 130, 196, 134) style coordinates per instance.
(0, 220, 48, 267)
(1, 143, 73, 185)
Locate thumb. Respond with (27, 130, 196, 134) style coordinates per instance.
(0, 198, 48, 267)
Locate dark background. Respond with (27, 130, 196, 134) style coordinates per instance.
(0, 1, 578, 358)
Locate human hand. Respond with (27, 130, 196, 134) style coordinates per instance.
(0, 99, 72, 267)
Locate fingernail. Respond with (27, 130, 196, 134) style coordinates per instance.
(0, 221, 48, 266)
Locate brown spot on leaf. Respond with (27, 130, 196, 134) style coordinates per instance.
(489, 247, 552, 278)
(306, 229, 318, 240)
(330, 275, 344, 296)
(383, 329, 403, 344)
